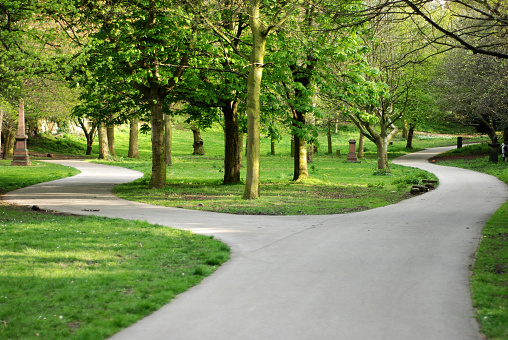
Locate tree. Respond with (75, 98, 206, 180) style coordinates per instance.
(74, 0, 200, 188)
(437, 49, 508, 141)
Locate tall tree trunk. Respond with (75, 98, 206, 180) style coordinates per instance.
(0, 109, 3, 156)
(358, 131, 365, 158)
(149, 96, 166, 188)
(78, 119, 96, 156)
(291, 136, 295, 157)
(292, 92, 309, 180)
(98, 122, 109, 160)
(107, 117, 115, 157)
(128, 117, 140, 159)
(327, 120, 332, 154)
(223, 101, 240, 184)
(402, 119, 409, 139)
(243, 0, 267, 199)
(406, 126, 414, 149)
(271, 138, 275, 155)
(164, 114, 172, 165)
(375, 135, 390, 172)
(238, 132, 244, 167)
(192, 127, 205, 155)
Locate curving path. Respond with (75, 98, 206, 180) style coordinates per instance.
(4, 146, 508, 340)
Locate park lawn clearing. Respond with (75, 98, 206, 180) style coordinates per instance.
(0, 204, 229, 339)
(0, 160, 80, 195)
(111, 157, 436, 215)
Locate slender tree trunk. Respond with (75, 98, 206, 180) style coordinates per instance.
(327, 120, 332, 154)
(358, 131, 365, 158)
(0, 109, 3, 156)
(402, 119, 409, 139)
(107, 117, 115, 157)
(243, 0, 267, 199)
(78, 119, 96, 156)
(406, 126, 414, 149)
(271, 138, 275, 155)
(192, 127, 205, 155)
(375, 135, 390, 172)
(291, 136, 295, 157)
(149, 96, 166, 188)
(164, 114, 172, 165)
(223, 101, 240, 184)
(293, 133, 308, 180)
(128, 117, 140, 159)
(238, 132, 244, 167)
(98, 122, 109, 160)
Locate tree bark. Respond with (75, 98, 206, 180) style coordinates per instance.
(376, 135, 390, 172)
(223, 101, 240, 184)
(128, 117, 140, 159)
(106, 117, 115, 157)
(98, 122, 109, 160)
(293, 133, 308, 180)
(243, 0, 267, 199)
(238, 132, 244, 167)
(78, 119, 96, 156)
(2, 127, 13, 159)
(406, 126, 414, 149)
(358, 131, 365, 158)
(271, 138, 275, 155)
(164, 114, 172, 165)
(149, 96, 166, 188)
(402, 119, 409, 139)
(0, 109, 3, 156)
(192, 127, 205, 155)
(327, 120, 332, 154)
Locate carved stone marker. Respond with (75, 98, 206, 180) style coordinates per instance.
(11, 99, 31, 166)
(347, 139, 358, 162)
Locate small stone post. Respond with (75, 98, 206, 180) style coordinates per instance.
(347, 139, 358, 162)
(488, 137, 500, 164)
(11, 99, 31, 166)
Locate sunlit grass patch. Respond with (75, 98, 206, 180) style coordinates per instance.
(0, 205, 229, 339)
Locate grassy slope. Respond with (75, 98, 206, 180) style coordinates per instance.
(0, 161, 229, 339)
(436, 146, 508, 339)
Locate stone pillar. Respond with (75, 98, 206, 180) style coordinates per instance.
(347, 139, 358, 162)
(488, 137, 499, 163)
(11, 99, 31, 166)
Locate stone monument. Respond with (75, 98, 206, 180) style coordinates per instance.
(347, 139, 359, 162)
(11, 99, 31, 166)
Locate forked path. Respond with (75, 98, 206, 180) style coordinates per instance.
(4, 146, 508, 340)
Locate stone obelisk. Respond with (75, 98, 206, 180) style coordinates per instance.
(11, 99, 31, 166)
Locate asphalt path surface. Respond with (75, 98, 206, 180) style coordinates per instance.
(4, 146, 508, 340)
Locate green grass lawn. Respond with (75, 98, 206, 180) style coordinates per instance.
(91, 125, 483, 215)
(2, 125, 501, 339)
(0, 161, 229, 339)
(435, 145, 508, 339)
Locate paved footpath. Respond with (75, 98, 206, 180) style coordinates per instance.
(4, 146, 508, 340)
